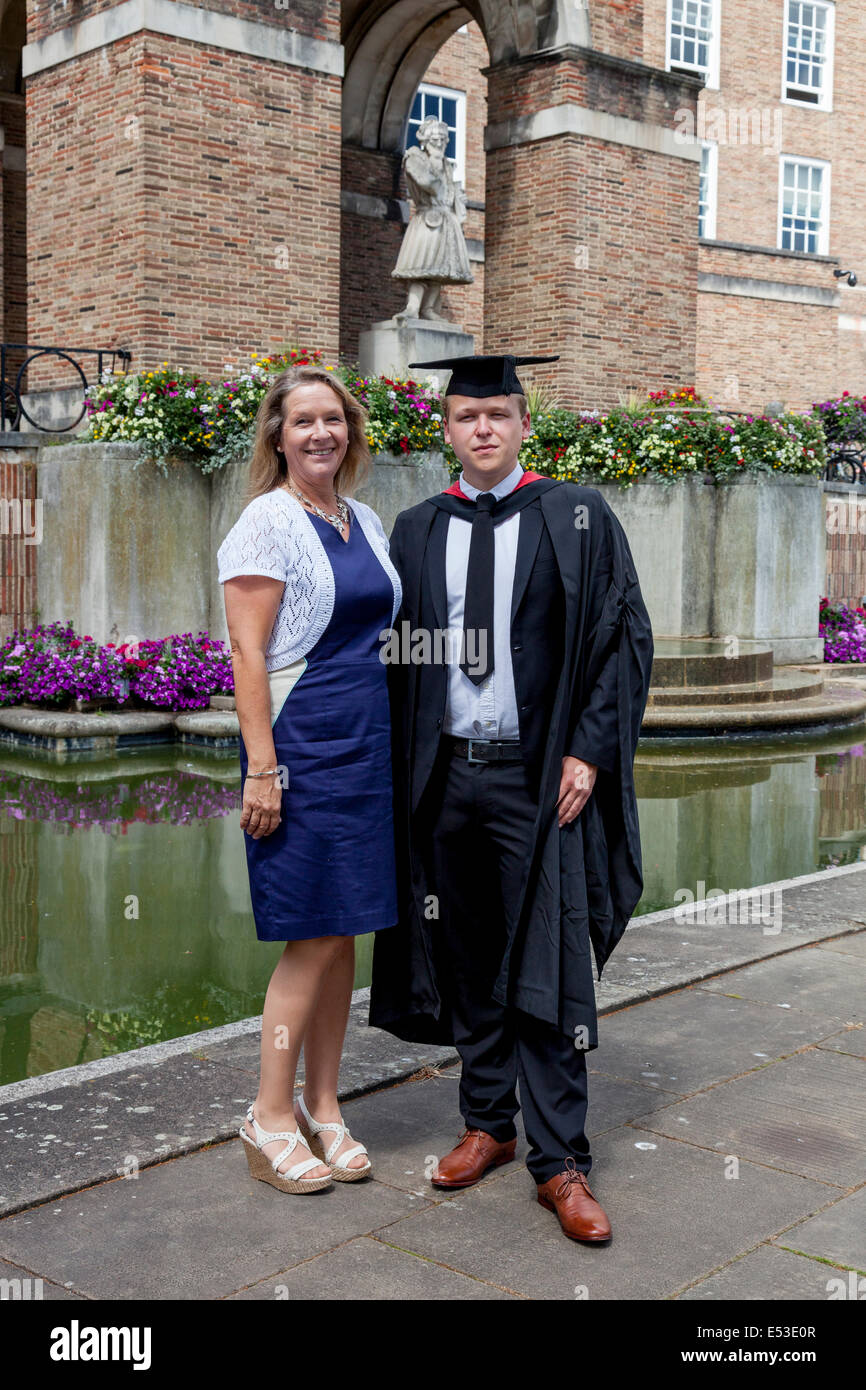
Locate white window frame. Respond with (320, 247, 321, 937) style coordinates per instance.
(777, 154, 831, 255)
(666, 0, 721, 91)
(781, 1, 835, 111)
(698, 140, 718, 239)
(406, 82, 467, 186)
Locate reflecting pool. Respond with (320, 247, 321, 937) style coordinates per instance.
(1, 729, 864, 1085)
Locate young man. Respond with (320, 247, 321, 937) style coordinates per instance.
(370, 353, 653, 1241)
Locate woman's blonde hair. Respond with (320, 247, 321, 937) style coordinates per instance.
(245, 365, 371, 506)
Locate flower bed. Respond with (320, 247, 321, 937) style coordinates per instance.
(812, 390, 866, 446)
(82, 347, 444, 474)
(518, 388, 826, 488)
(81, 355, 827, 489)
(0, 622, 233, 711)
(819, 598, 866, 663)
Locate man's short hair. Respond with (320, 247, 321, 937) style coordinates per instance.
(443, 393, 528, 422)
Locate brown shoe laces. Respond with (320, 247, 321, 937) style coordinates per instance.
(455, 1128, 482, 1148)
(553, 1156, 592, 1200)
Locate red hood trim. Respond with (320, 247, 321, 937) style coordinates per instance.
(442, 469, 545, 500)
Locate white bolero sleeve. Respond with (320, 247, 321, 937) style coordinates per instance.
(217, 494, 289, 585)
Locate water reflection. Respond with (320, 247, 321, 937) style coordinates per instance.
(0, 732, 864, 1085)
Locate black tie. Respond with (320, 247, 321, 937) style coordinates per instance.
(460, 491, 496, 685)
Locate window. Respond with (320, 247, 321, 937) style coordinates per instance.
(406, 83, 467, 186)
(666, 0, 720, 89)
(778, 157, 830, 254)
(783, 1, 834, 109)
(698, 141, 718, 239)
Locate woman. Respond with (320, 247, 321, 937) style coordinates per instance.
(217, 364, 401, 1193)
(393, 115, 473, 321)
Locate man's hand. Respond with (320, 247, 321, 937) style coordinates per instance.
(557, 756, 597, 828)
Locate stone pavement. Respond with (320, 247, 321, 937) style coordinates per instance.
(0, 864, 864, 1301)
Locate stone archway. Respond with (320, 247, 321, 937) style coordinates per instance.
(341, 0, 591, 153)
(340, 0, 703, 408)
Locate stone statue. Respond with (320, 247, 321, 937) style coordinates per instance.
(392, 116, 474, 322)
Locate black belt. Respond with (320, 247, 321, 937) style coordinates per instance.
(445, 737, 523, 764)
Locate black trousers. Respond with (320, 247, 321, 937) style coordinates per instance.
(421, 744, 592, 1184)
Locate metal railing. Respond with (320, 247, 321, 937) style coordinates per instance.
(1, 343, 131, 433)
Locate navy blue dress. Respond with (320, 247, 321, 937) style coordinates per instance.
(239, 507, 398, 940)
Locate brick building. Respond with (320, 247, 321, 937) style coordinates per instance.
(1, 0, 863, 414)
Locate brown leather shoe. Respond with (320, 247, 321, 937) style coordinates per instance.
(536, 1158, 612, 1243)
(431, 1128, 517, 1189)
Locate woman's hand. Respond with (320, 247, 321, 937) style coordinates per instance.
(557, 756, 597, 828)
(241, 771, 283, 839)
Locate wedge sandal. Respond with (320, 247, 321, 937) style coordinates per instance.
(295, 1094, 372, 1182)
(240, 1104, 333, 1194)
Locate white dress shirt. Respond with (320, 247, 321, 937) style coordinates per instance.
(442, 461, 524, 740)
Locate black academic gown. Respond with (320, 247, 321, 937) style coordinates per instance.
(369, 478, 654, 1046)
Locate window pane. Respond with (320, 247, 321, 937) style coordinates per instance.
(669, 0, 714, 73)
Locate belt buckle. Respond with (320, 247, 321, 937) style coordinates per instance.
(466, 738, 487, 765)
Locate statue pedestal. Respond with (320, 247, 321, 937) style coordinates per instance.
(358, 318, 474, 388)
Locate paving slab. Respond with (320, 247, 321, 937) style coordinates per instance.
(364, 1129, 829, 1301)
(773, 1187, 866, 1272)
(196, 989, 458, 1100)
(595, 869, 866, 1011)
(634, 1048, 866, 1188)
(347, 1059, 679, 1194)
(227, 1235, 519, 1300)
(0, 1141, 432, 1300)
(0, 1256, 83, 1301)
(0, 1056, 266, 1216)
(815, 1026, 866, 1059)
(696, 946, 865, 1026)
(676, 1244, 855, 1301)
(816, 935, 866, 959)
(772, 877, 866, 928)
(335, 1070, 526, 1194)
(589, 987, 839, 1095)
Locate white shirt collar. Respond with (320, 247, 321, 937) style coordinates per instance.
(458, 461, 524, 502)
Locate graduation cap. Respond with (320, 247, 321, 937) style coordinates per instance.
(407, 353, 560, 398)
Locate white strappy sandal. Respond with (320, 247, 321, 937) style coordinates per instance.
(240, 1104, 333, 1194)
(295, 1094, 372, 1182)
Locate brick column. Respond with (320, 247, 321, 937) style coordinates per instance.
(484, 47, 703, 410)
(22, 0, 343, 385)
(0, 449, 38, 641)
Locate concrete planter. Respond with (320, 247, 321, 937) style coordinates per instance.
(594, 474, 824, 663)
(32, 445, 822, 663)
(35, 443, 451, 652)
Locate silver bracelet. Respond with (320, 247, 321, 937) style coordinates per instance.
(246, 767, 279, 779)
